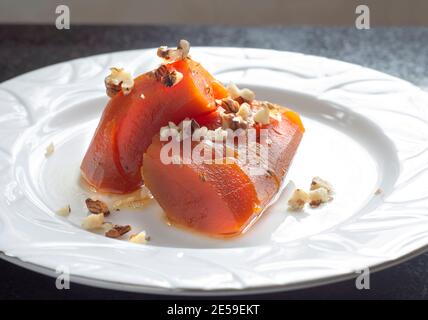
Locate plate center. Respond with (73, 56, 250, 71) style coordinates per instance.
(14, 86, 400, 249)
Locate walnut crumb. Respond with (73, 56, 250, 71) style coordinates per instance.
(310, 176, 334, 194)
(216, 98, 240, 113)
(165, 70, 183, 87)
(288, 189, 309, 211)
(253, 104, 270, 125)
(227, 82, 255, 102)
(375, 188, 383, 195)
(82, 213, 104, 230)
(288, 178, 334, 211)
(56, 205, 71, 217)
(236, 103, 251, 120)
(85, 198, 110, 216)
(153, 65, 183, 87)
(104, 67, 134, 97)
(105, 224, 131, 238)
(308, 187, 331, 208)
(157, 39, 190, 61)
(45, 142, 55, 157)
(218, 99, 252, 130)
(129, 231, 149, 244)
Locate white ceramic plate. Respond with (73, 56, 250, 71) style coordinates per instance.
(1, 47, 428, 295)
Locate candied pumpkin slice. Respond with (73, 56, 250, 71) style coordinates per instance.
(81, 58, 228, 193)
(143, 146, 260, 236)
(142, 105, 304, 236)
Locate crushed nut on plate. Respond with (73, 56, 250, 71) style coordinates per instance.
(288, 189, 309, 211)
(82, 213, 104, 230)
(288, 177, 334, 211)
(308, 187, 330, 208)
(129, 231, 149, 244)
(310, 176, 334, 194)
(45, 142, 55, 157)
(105, 224, 131, 238)
(85, 198, 110, 216)
(56, 205, 71, 217)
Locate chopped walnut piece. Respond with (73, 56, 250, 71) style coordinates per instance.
(236, 103, 251, 120)
(310, 177, 334, 195)
(82, 213, 104, 230)
(177, 39, 190, 58)
(129, 231, 149, 244)
(240, 88, 256, 102)
(220, 111, 249, 130)
(227, 82, 244, 99)
(288, 189, 309, 211)
(85, 198, 110, 216)
(166, 70, 183, 87)
(45, 142, 55, 157)
(154, 64, 169, 81)
(216, 98, 240, 113)
(309, 187, 330, 208)
(227, 82, 255, 102)
(105, 67, 134, 97)
(375, 188, 383, 195)
(254, 104, 270, 125)
(157, 39, 190, 61)
(56, 205, 71, 217)
(153, 64, 183, 87)
(105, 224, 131, 238)
(102, 222, 114, 232)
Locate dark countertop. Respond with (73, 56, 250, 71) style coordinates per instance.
(1, 25, 428, 300)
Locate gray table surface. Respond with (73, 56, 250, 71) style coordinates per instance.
(1, 25, 428, 300)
